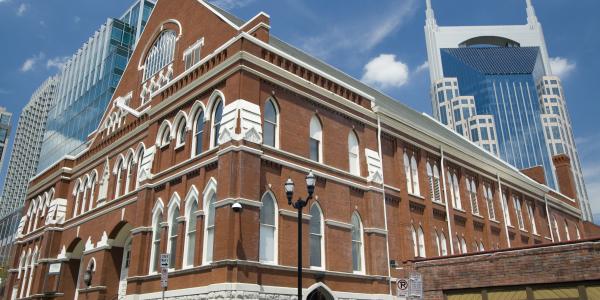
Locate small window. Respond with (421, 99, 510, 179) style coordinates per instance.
(514, 197, 525, 230)
(263, 100, 278, 148)
(168, 204, 180, 268)
(348, 131, 360, 176)
(309, 116, 323, 162)
(309, 203, 324, 268)
(211, 100, 223, 148)
(351, 213, 364, 273)
(259, 193, 277, 264)
(175, 118, 186, 147)
(193, 111, 205, 156)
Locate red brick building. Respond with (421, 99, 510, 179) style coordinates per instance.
(4, 1, 594, 299)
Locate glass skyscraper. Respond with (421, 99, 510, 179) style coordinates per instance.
(37, 0, 155, 173)
(424, 0, 593, 220)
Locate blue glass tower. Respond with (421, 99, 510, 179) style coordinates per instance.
(37, 0, 155, 173)
(440, 47, 555, 188)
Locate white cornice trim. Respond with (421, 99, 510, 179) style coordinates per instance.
(279, 209, 311, 220)
(325, 219, 352, 230)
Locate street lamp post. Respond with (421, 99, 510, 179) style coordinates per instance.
(284, 170, 316, 300)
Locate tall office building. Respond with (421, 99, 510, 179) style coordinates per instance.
(37, 0, 155, 173)
(424, 0, 592, 220)
(0, 107, 11, 175)
(0, 78, 58, 217)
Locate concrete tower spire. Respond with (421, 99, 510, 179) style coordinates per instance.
(425, 0, 437, 27)
(526, 0, 538, 24)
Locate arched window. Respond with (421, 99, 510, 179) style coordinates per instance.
(564, 220, 571, 241)
(485, 185, 495, 220)
(348, 131, 360, 175)
(144, 30, 176, 81)
(88, 172, 97, 211)
(211, 99, 223, 148)
(501, 191, 511, 226)
(412, 225, 426, 258)
(576, 225, 581, 240)
(460, 237, 468, 254)
(439, 231, 448, 256)
(552, 216, 561, 242)
(175, 117, 187, 147)
(449, 171, 462, 210)
(19, 249, 31, 298)
(124, 155, 134, 194)
(72, 180, 81, 217)
(404, 150, 420, 196)
(167, 197, 180, 268)
(526, 202, 537, 234)
(263, 99, 278, 147)
(426, 162, 441, 202)
(467, 178, 479, 215)
(259, 192, 278, 264)
(514, 196, 525, 230)
(309, 203, 324, 269)
(80, 177, 89, 214)
(309, 116, 323, 162)
(135, 147, 145, 189)
(479, 241, 485, 252)
(203, 180, 217, 264)
(150, 202, 163, 274)
(114, 158, 124, 199)
(159, 123, 172, 147)
(351, 212, 365, 273)
(183, 188, 198, 268)
(193, 110, 205, 156)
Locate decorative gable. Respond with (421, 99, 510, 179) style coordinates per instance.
(365, 149, 383, 184)
(218, 99, 263, 145)
(46, 198, 68, 225)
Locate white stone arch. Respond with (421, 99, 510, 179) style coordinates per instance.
(189, 100, 207, 125)
(173, 110, 190, 132)
(135, 142, 147, 163)
(156, 120, 173, 147)
(183, 185, 199, 268)
(306, 282, 336, 300)
(309, 201, 325, 269)
(259, 190, 279, 264)
(149, 198, 165, 273)
(205, 90, 226, 122)
(87, 257, 97, 272)
(112, 154, 126, 175)
(137, 19, 184, 70)
(202, 177, 218, 264)
(184, 185, 199, 216)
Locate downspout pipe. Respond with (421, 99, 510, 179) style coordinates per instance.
(376, 114, 393, 297)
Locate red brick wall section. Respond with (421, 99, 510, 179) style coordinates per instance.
(553, 154, 577, 200)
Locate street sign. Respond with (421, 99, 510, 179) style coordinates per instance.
(396, 278, 409, 297)
(409, 272, 423, 299)
(160, 253, 170, 288)
(48, 263, 61, 275)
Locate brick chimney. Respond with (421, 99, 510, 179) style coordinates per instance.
(552, 154, 577, 200)
(520, 165, 546, 185)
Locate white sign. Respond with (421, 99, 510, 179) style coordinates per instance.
(48, 263, 61, 275)
(396, 278, 409, 297)
(160, 253, 170, 288)
(409, 272, 423, 299)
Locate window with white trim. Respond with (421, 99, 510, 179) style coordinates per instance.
(348, 131, 360, 176)
(502, 191, 511, 226)
(144, 30, 176, 81)
(514, 196, 525, 230)
(259, 192, 277, 264)
(167, 201, 179, 268)
(466, 177, 479, 215)
(351, 212, 365, 273)
(183, 38, 204, 70)
(448, 169, 462, 210)
(159, 124, 171, 148)
(124, 156, 134, 194)
(150, 207, 162, 273)
(564, 220, 571, 240)
(309, 203, 324, 268)
(426, 161, 442, 202)
(485, 185, 496, 220)
(404, 150, 420, 196)
(193, 110, 205, 156)
(576, 225, 581, 239)
(552, 216, 561, 242)
(526, 202, 537, 234)
(412, 225, 426, 258)
(439, 231, 448, 256)
(114, 158, 124, 199)
(211, 100, 223, 148)
(309, 116, 323, 162)
(203, 188, 217, 264)
(263, 99, 278, 148)
(175, 118, 187, 147)
(183, 191, 198, 268)
(460, 237, 468, 254)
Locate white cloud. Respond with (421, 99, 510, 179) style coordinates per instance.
(299, 0, 417, 60)
(46, 56, 70, 71)
(16, 3, 27, 16)
(20, 52, 45, 72)
(415, 61, 429, 73)
(361, 54, 409, 89)
(550, 57, 576, 78)
(208, 0, 254, 10)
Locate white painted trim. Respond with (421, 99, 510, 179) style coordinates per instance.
(279, 209, 311, 220)
(214, 198, 262, 208)
(325, 219, 352, 229)
(364, 228, 388, 235)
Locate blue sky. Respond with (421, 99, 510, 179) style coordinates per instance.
(0, 0, 599, 219)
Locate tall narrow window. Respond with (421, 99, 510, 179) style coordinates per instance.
(426, 162, 442, 202)
(502, 192, 511, 226)
(203, 188, 217, 264)
(183, 38, 204, 70)
(526, 203, 537, 234)
(467, 178, 479, 215)
(552, 216, 561, 242)
(404, 153, 413, 194)
(167, 202, 179, 268)
(309, 203, 324, 268)
(309, 116, 323, 162)
(88, 173, 97, 211)
(159, 123, 172, 147)
(412, 226, 426, 258)
(136, 148, 145, 189)
(449, 171, 462, 210)
(439, 232, 448, 256)
(193, 111, 205, 156)
(211, 100, 223, 148)
(259, 192, 277, 264)
(576, 226, 581, 240)
(150, 208, 162, 273)
(427, 163, 434, 201)
(514, 197, 525, 230)
(184, 193, 198, 268)
(144, 30, 176, 80)
(411, 155, 420, 196)
(175, 118, 186, 147)
(564, 220, 571, 240)
(73, 182, 81, 217)
(351, 213, 364, 273)
(460, 237, 468, 254)
(263, 100, 278, 148)
(485, 185, 496, 220)
(348, 131, 360, 175)
(124, 156, 134, 194)
(435, 230, 441, 256)
(114, 159, 123, 199)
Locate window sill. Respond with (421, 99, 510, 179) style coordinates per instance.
(519, 228, 528, 234)
(453, 208, 466, 213)
(159, 143, 170, 150)
(489, 219, 500, 224)
(408, 193, 424, 200)
(175, 143, 185, 150)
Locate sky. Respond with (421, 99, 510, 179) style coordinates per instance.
(0, 0, 599, 220)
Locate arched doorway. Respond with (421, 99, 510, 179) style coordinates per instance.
(61, 239, 83, 300)
(307, 287, 334, 300)
(110, 222, 133, 300)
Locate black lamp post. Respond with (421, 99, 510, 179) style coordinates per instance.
(284, 170, 316, 299)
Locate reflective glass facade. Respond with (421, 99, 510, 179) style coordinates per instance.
(441, 47, 556, 188)
(37, 0, 155, 173)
